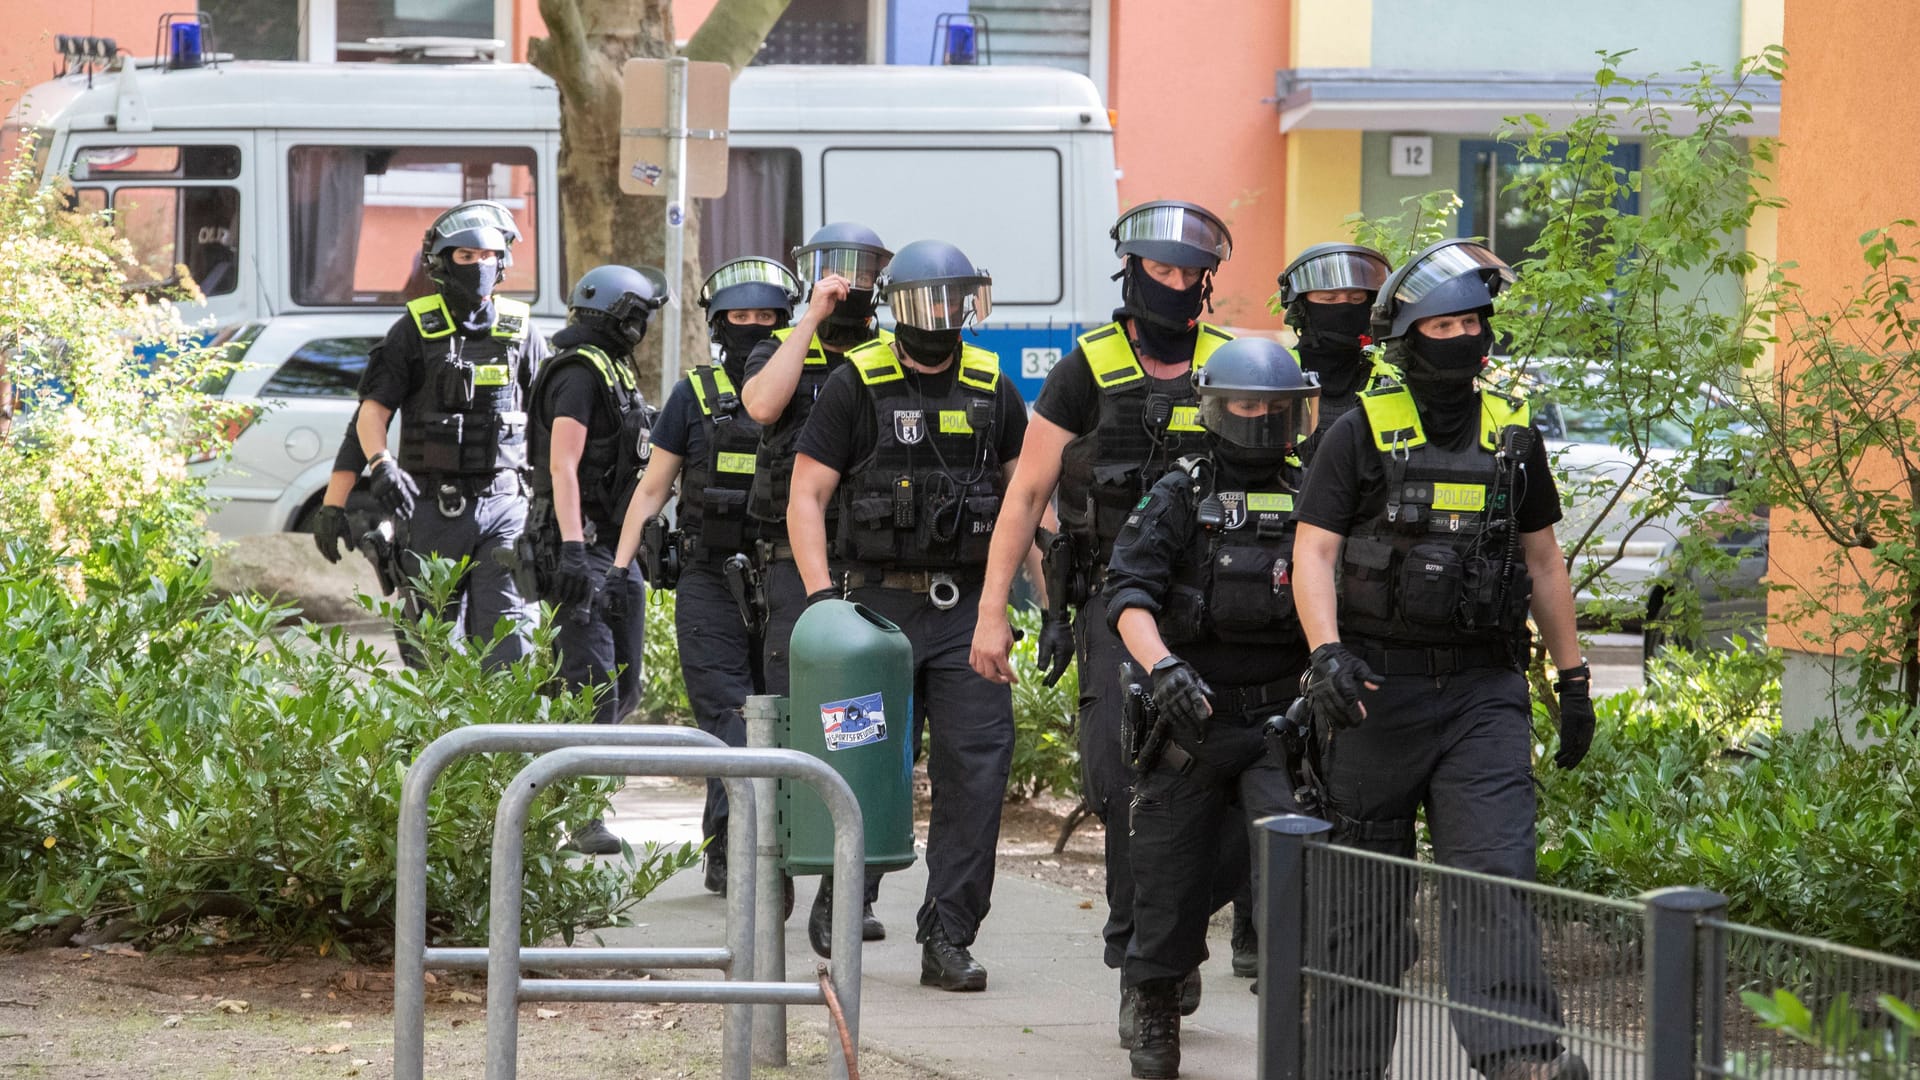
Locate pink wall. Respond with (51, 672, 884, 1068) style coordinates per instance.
(2, 0, 175, 125)
(1110, 0, 1289, 330)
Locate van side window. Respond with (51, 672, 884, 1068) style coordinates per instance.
(822, 148, 1063, 306)
(69, 145, 241, 181)
(260, 337, 381, 399)
(110, 186, 243, 296)
(698, 148, 804, 271)
(287, 145, 540, 307)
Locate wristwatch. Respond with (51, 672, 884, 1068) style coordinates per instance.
(1554, 659, 1592, 694)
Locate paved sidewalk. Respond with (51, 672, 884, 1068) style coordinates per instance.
(601, 781, 1261, 1080)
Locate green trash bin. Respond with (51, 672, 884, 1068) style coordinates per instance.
(780, 598, 917, 877)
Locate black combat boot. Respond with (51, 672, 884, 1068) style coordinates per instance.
(807, 877, 835, 958)
(919, 924, 988, 992)
(862, 901, 885, 941)
(1130, 976, 1182, 1079)
(703, 851, 726, 895)
(1178, 967, 1202, 1016)
(562, 819, 621, 856)
(1231, 901, 1257, 978)
(1117, 979, 1139, 1047)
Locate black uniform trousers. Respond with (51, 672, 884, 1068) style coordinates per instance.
(764, 556, 884, 904)
(1124, 706, 1297, 988)
(675, 560, 764, 859)
(1081, 593, 1257, 971)
(848, 581, 1014, 948)
(399, 476, 532, 670)
(1309, 664, 1562, 1080)
(550, 539, 646, 725)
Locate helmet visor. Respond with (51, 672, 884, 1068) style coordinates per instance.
(1114, 204, 1232, 266)
(433, 202, 520, 246)
(702, 257, 801, 305)
(1198, 393, 1318, 452)
(1286, 250, 1390, 297)
(886, 278, 993, 330)
(1390, 242, 1514, 310)
(794, 247, 891, 290)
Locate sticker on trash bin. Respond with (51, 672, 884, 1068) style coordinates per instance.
(821, 692, 888, 751)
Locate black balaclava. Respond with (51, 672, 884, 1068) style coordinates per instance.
(714, 319, 778, 377)
(896, 325, 962, 366)
(443, 260, 499, 330)
(1122, 258, 1207, 364)
(1402, 315, 1495, 446)
(1293, 300, 1373, 397)
(820, 290, 879, 350)
(554, 313, 637, 361)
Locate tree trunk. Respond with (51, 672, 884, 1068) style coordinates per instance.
(528, 0, 791, 397)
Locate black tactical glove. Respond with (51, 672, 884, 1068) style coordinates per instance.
(806, 586, 842, 607)
(550, 541, 595, 606)
(310, 505, 351, 564)
(602, 561, 638, 619)
(1034, 611, 1075, 688)
(1303, 643, 1382, 730)
(1150, 655, 1213, 744)
(369, 457, 420, 518)
(1553, 664, 1595, 769)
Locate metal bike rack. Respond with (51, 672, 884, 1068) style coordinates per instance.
(484, 746, 865, 1080)
(744, 694, 789, 1067)
(393, 723, 729, 1080)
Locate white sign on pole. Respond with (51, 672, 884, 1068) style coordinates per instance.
(1389, 134, 1433, 177)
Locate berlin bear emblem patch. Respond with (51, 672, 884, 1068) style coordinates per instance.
(893, 410, 926, 445)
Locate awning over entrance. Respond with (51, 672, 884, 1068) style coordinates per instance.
(1274, 68, 1780, 136)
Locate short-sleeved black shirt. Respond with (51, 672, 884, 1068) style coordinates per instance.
(1102, 459, 1312, 691)
(648, 378, 699, 460)
(1293, 405, 1562, 537)
(1031, 343, 1191, 437)
(795, 357, 1029, 475)
(332, 407, 367, 473)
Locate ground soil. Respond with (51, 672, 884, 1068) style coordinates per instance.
(0, 947, 958, 1079)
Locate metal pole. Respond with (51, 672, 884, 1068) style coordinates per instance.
(745, 694, 789, 1067)
(1254, 814, 1331, 1080)
(721, 776, 757, 1080)
(660, 55, 689, 399)
(1641, 887, 1728, 1080)
(483, 747, 864, 1080)
(394, 724, 724, 1080)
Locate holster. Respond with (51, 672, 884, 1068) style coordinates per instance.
(358, 518, 406, 598)
(1038, 527, 1083, 618)
(641, 514, 683, 592)
(1262, 696, 1326, 818)
(1119, 660, 1169, 776)
(722, 552, 768, 637)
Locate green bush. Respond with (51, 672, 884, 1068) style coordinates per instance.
(0, 527, 698, 954)
(1534, 646, 1920, 954)
(1007, 604, 1080, 801)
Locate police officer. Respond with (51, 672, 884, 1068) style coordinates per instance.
(1290, 239, 1595, 1080)
(610, 256, 799, 893)
(1102, 338, 1320, 1079)
(1275, 243, 1393, 463)
(740, 222, 894, 951)
(354, 200, 546, 666)
(970, 200, 1241, 1015)
(787, 240, 1027, 992)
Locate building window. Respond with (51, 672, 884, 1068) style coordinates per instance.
(200, 0, 301, 60)
(337, 0, 493, 44)
(1458, 140, 1641, 265)
(756, 0, 869, 64)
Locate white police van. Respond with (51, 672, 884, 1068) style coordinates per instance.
(6, 52, 1119, 403)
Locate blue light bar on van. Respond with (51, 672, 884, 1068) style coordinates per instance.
(929, 13, 990, 66)
(169, 22, 204, 69)
(943, 25, 977, 65)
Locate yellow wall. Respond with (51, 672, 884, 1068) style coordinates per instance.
(1290, 0, 1371, 68)
(1282, 129, 1364, 273)
(1769, 0, 1920, 654)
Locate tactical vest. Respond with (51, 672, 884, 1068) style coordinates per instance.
(396, 294, 536, 478)
(834, 340, 1007, 571)
(1298, 351, 1404, 467)
(1336, 383, 1536, 648)
(1057, 321, 1233, 562)
(1153, 457, 1307, 648)
(678, 365, 763, 562)
(747, 325, 893, 526)
(528, 341, 651, 527)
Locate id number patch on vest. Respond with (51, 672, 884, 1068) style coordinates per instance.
(474, 364, 511, 387)
(939, 409, 973, 434)
(893, 410, 926, 445)
(717, 452, 756, 474)
(822, 692, 889, 751)
(1432, 483, 1487, 512)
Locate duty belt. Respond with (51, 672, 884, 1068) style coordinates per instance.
(428, 470, 523, 517)
(1356, 642, 1516, 677)
(1205, 676, 1299, 719)
(844, 569, 983, 593)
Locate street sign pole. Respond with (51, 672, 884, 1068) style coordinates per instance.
(661, 56, 689, 396)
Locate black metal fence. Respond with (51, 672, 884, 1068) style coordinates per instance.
(1256, 816, 1920, 1080)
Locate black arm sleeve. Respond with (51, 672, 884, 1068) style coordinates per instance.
(1102, 469, 1198, 627)
(1031, 348, 1100, 435)
(1514, 429, 1564, 534)
(1292, 409, 1375, 536)
(537, 364, 603, 430)
(332, 406, 367, 473)
(793, 365, 872, 474)
(357, 318, 422, 411)
(648, 380, 697, 458)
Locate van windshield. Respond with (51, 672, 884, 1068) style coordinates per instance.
(287, 145, 539, 307)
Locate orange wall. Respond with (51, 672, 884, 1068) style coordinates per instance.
(1768, 0, 1920, 653)
(1111, 0, 1289, 331)
(2, 0, 175, 124)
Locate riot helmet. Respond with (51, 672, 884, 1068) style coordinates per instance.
(422, 200, 520, 283)
(568, 264, 669, 348)
(1370, 238, 1514, 343)
(1279, 243, 1392, 396)
(878, 240, 991, 364)
(1193, 338, 1320, 468)
(792, 221, 892, 294)
(1111, 200, 1233, 270)
(700, 256, 800, 363)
